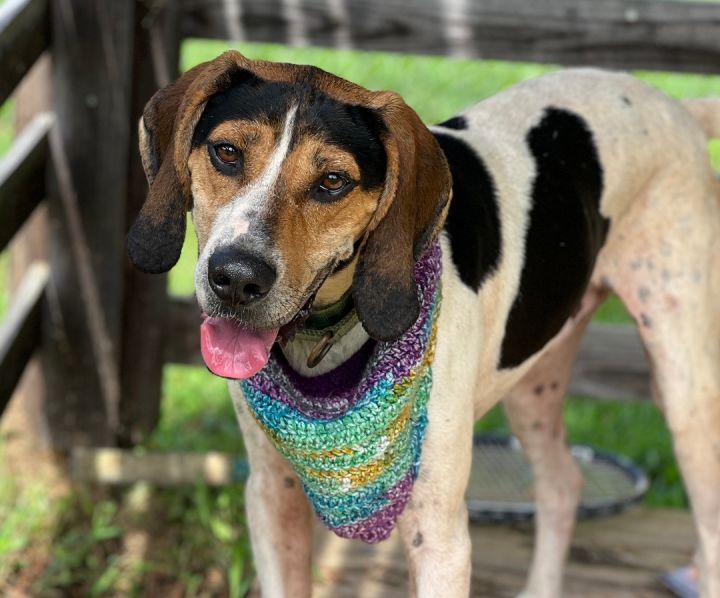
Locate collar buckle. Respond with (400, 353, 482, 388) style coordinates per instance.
(307, 330, 335, 369)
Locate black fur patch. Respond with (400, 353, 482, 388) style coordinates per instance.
(433, 132, 501, 290)
(436, 115, 468, 130)
(192, 68, 387, 190)
(499, 107, 608, 369)
(127, 209, 186, 274)
(353, 268, 419, 341)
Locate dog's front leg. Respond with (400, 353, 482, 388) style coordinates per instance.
(229, 383, 314, 598)
(398, 388, 475, 597)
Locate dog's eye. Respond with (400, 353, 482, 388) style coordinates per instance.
(314, 172, 353, 202)
(214, 144, 239, 164)
(208, 143, 242, 175)
(320, 173, 347, 191)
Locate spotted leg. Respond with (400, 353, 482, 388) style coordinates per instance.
(397, 358, 476, 597)
(229, 383, 314, 598)
(596, 170, 720, 596)
(503, 288, 604, 597)
(610, 260, 720, 594)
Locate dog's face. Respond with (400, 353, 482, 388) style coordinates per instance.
(128, 51, 450, 378)
(188, 69, 388, 330)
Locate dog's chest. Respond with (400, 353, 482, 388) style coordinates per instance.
(238, 242, 443, 543)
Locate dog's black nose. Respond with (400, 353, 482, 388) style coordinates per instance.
(208, 247, 277, 305)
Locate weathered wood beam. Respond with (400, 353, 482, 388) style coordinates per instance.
(164, 296, 651, 401)
(44, 0, 136, 447)
(71, 447, 247, 486)
(0, 112, 52, 251)
(119, 0, 181, 446)
(0, 262, 48, 416)
(0, 0, 50, 106)
(164, 296, 204, 366)
(570, 324, 650, 401)
(181, 0, 720, 74)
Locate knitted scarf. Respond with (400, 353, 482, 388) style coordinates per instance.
(239, 241, 442, 543)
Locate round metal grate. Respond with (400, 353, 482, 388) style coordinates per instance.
(466, 435, 649, 522)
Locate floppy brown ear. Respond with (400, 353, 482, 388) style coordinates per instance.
(127, 51, 251, 273)
(353, 93, 452, 341)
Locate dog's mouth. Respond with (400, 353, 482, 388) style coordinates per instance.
(198, 247, 359, 380)
(199, 292, 316, 380)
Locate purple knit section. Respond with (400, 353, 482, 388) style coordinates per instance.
(273, 339, 376, 397)
(245, 242, 442, 421)
(330, 470, 415, 543)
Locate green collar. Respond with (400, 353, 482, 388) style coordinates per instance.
(295, 291, 359, 342)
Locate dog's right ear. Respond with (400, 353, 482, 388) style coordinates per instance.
(128, 51, 250, 273)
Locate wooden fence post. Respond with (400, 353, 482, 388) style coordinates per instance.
(119, 0, 180, 445)
(43, 0, 136, 447)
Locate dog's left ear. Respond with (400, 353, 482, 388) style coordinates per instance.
(128, 51, 250, 273)
(353, 92, 451, 341)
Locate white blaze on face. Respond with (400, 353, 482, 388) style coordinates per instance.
(238, 104, 298, 212)
(195, 105, 299, 300)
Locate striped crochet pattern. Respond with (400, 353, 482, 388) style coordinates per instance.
(239, 241, 442, 543)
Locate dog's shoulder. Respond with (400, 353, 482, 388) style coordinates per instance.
(432, 77, 609, 369)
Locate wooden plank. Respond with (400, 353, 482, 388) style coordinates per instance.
(164, 296, 204, 366)
(0, 0, 49, 106)
(1, 56, 55, 463)
(70, 447, 247, 486)
(181, 0, 720, 74)
(309, 507, 694, 597)
(118, 0, 180, 446)
(571, 324, 650, 401)
(0, 112, 52, 251)
(43, 0, 136, 447)
(164, 298, 650, 401)
(0, 262, 48, 417)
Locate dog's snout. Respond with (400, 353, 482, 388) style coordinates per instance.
(208, 247, 277, 306)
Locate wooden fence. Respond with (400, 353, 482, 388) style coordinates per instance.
(2, 0, 719, 450)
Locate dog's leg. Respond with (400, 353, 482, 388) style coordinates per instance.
(229, 383, 314, 598)
(604, 182, 720, 597)
(614, 287, 720, 596)
(621, 304, 720, 598)
(397, 366, 475, 597)
(503, 288, 602, 598)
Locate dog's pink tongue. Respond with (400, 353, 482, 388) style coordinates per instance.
(200, 317, 279, 379)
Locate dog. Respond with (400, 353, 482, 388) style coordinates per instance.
(127, 50, 720, 597)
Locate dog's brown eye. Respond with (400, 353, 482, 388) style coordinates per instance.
(320, 173, 347, 192)
(215, 144, 239, 164)
(313, 172, 354, 202)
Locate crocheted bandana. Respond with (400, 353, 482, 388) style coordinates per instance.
(239, 241, 442, 543)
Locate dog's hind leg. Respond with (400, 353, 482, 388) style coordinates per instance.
(503, 287, 605, 598)
(229, 383, 314, 598)
(604, 176, 720, 597)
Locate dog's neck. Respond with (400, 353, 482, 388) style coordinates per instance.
(313, 255, 357, 308)
(281, 260, 371, 376)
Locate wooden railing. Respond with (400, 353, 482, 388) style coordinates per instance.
(0, 0, 49, 105)
(181, 0, 720, 74)
(0, 0, 51, 416)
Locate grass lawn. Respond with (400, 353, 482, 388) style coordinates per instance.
(1, 40, 719, 594)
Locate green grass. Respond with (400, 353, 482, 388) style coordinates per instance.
(3, 40, 720, 593)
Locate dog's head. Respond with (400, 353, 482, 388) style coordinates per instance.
(128, 51, 451, 378)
